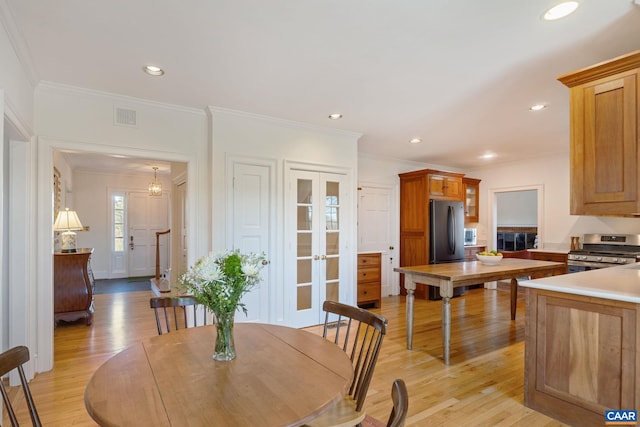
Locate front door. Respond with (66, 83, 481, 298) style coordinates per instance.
(128, 191, 170, 278)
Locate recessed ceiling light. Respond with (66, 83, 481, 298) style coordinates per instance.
(328, 113, 343, 120)
(409, 138, 422, 144)
(543, 1, 579, 21)
(479, 153, 496, 160)
(143, 65, 165, 76)
(529, 103, 547, 111)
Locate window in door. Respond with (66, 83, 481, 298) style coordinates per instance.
(110, 191, 128, 277)
(113, 194, 125, 252)
(290, 170, 348, 327)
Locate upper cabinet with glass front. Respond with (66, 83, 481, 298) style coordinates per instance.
(463, 177, 480, 223)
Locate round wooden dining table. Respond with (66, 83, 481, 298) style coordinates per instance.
(84, 323, 353, 427)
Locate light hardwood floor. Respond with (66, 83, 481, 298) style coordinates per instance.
(4, 286, 567, 426)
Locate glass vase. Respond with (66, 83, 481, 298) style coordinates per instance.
(213, 311, 236, 361)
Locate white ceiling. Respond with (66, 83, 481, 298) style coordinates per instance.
(5, 0, 640, 171)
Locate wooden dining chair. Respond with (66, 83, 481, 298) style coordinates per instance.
(305, 300, 388, 427)
(0, 346, 42, 427)
(149, 296, 210, 335)
(387, 379, 408, 427)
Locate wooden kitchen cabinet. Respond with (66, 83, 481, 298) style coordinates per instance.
(427, 170, 464, 201)
(463, 177, 480, 223)
(558, 50, 640, 216)
(525, 288, 639, 426)
(357, 253, 381, 308)
(54, 248, 95, 326)
(399, 168, 465, 299)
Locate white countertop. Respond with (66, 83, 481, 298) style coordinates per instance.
(520, 262, 640, 304)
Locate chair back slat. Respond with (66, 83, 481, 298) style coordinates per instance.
(387, 379, 409, 427)
(150, 296, 209, 335)
(322, 300, 387, 412)
(0, 345, 42, 427)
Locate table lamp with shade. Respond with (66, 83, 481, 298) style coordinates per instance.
(54, 208, 84, 253)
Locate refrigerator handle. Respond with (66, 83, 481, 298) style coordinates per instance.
(448, 205, 455, 255)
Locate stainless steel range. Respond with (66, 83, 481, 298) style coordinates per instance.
(568, 233, 640, 272)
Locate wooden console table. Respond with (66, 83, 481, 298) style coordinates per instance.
(54, 248, 95, 326)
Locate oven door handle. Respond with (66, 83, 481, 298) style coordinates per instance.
(567, 260, 623, 269)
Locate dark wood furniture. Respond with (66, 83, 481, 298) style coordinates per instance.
(528, 250, 568, 278)
(54, 248, 94, 326)
(357, 252, 382, 308)
(394, 259, 566, 364)
(558, 50, 640, 216)
(85, 323, 353, 427)
(388, 379, 409, 427)
(306, 300, 388, 427)
(501, 250, 569, 278)
(0, 346, 42, 427)
(149, 296, 210, 335)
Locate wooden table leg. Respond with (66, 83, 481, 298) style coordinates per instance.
(406, 287, 415, 350)
(442, 296, 451, 365)
(510, 278, 517, 320)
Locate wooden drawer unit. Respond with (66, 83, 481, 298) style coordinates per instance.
(357, 253, 381, 308)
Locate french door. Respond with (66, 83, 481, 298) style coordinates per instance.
(288, 170, 347, 327)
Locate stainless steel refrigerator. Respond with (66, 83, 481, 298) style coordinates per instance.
(428, 199, 466, 300)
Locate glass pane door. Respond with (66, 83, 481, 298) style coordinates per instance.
(288, 169, 348, 327)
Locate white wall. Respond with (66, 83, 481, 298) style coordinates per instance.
(496, 190, 537, 226)
(33, 83, 209, 372)
(0, 5, 35, 133)
(0, 10, 36, 375)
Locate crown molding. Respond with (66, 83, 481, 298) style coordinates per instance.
(37, 81, 207, 117)
(207, 106, 363, 140)
(0, 0, 39, 86)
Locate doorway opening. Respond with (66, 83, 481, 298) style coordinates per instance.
(488, 185, 544, 251)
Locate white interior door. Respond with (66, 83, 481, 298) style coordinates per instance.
(358, 185, 399, 295)
(229, 160, 273, 323)
(128, 191, 170, 278)
(287, 170, 347, 327)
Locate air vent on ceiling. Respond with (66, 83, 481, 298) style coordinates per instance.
(114, 107, 137, 127)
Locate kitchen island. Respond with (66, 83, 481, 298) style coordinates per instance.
(520, 264, 640, 427)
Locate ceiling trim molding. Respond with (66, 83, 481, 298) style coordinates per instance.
(207, 105, 363, 140)
(37, 81, 207, 117)
(0, 0, 39, 86)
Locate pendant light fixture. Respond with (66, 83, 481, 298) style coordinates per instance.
(149, 166, 162, 196)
